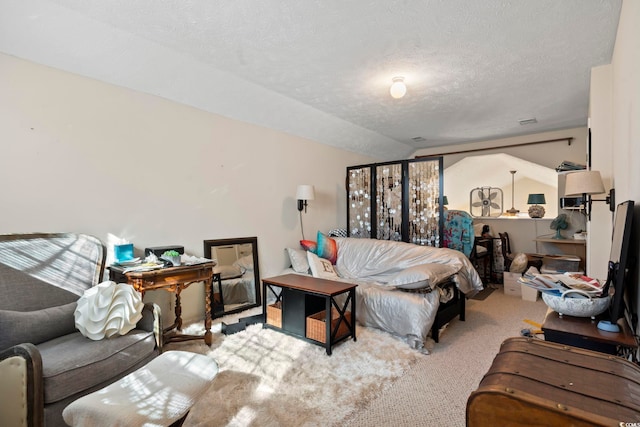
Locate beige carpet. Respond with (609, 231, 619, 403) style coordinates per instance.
(168, 288, 548, 427)
(344, 289, 548, 427)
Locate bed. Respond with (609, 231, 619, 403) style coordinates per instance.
(285, 236, 484, 352)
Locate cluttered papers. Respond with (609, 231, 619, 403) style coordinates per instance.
(518, 268, 605, 297)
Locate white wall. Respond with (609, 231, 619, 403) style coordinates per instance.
(0, 53, 377, 324)
(609, 0, 640, 333)
(589, 65, 614, 280)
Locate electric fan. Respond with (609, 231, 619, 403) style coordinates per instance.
(470, 187, 503, 217)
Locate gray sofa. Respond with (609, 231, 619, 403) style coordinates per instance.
(0, 233, 162, 427)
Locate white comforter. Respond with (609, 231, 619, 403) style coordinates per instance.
(334, 237, 483, 295)
(325, 238, 484, 351)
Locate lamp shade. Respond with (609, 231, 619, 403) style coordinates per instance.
(442, 196, 449, 205)
(527, 193, 546, 205)
(296, 185, 315, 201)
(564, 171, 605, 196)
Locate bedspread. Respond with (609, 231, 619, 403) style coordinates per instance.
(333, 237, 483, 296)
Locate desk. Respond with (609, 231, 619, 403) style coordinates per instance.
(542, 309, 637, 355)
(109, 262, 216, 345)
(534, 236, 586, 271)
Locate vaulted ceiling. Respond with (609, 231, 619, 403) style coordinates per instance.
(0, 1, 622, 159)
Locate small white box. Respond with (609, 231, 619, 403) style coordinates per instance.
(521, 283, 539, 302)
(503, 272, 522, 297)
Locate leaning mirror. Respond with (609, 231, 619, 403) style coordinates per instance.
(203, 236, 261, 318)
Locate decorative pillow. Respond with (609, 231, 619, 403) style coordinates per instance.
(307, 251, 339, 279)
(389, 264, 460, 290)
(286, 247, 310, 273)
(213, 265, 244, 279)
(233, 255, 254, 272)
(0, 302, 77, 351)
(74, 281, 144, 341)
(300, 240, 317, 253)
(510, 253, 528, 273)
(316, 231, 338, 264)
(327, 228, 348, 237)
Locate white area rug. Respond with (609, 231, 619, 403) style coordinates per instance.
(170, 323, 422, 427)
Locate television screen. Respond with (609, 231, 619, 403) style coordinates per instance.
(599, 200, 634, 332)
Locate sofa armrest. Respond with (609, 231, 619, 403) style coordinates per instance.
(0, 343, 44, 427)
(137, 303, 163, 350)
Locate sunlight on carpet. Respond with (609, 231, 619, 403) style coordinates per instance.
(169, 323, 422, 427)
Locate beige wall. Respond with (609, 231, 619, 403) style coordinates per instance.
(609, 0, 640, 333)
(414, 127, 587, 216)
(413, 127, 588, 169)
(0, 53, 377, 324)
(589, 65, 614, 280)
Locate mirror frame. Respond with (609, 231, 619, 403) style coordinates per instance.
(203, 236, 261, 318)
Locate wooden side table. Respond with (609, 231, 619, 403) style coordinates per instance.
(542, 309, 638, 355)
(109, 262, 217, 345)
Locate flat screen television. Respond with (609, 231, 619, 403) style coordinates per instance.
(597, 200, 635, 332)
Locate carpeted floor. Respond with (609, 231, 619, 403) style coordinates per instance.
(343, 288, 547, 427)
(170, 288, 547, 427)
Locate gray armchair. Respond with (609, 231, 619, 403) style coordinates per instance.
(0, 233, 162, 427)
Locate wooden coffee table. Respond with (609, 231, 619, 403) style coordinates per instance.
(262, 274, 356, 355)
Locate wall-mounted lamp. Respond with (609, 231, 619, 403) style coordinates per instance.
(564, 170, 615, 221)
(390, 77, 407, 99)
(296, 185, 315, 240)
(296, 185, 315, 213)
(527, 193, 546, 218)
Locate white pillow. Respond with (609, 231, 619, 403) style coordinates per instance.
(286, 247, 310, 273)
(74, 281, 144, 340)
(307, 251, 339, 279)
(233, 255, 254, 272)
(389, 263, 460, 290)
(213, 265, 244, 279)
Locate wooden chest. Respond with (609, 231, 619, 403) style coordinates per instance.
(466, 337, 640, 427)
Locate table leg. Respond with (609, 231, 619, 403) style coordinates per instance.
(325, 297, 332, 355)
(204, 276, 213, 346)
(175, 291, 183, 330)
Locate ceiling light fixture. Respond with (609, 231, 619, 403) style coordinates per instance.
(390, 77, 407, 99)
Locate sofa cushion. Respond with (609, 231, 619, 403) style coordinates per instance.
(0, 233, 104, 311)
(316, 232, 338, 264)
(307, 252, 339, 279)
(37, 330, 157, 404)
(0, 302, 77, 351)
(389, 264, 461, 290)
(286, 248, 310, 273)
(300, 240, 317, 253)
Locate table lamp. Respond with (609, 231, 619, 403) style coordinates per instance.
(527, 193, 546, 218)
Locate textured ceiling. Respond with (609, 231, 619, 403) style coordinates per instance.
(0, 1, 622, 159)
